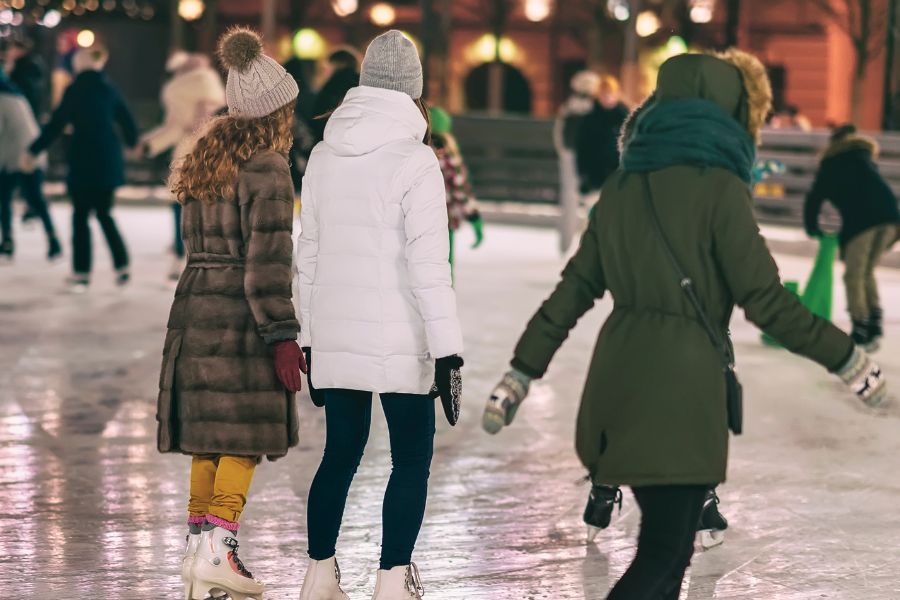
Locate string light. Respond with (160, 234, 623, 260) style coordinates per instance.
(178, 0, 203, 21)
(369, 2, 395, 26)
(689, 0, 714, 23)
(607, 0, 629, 22)
(76, 28, 95, 47)
(523, 0, 552, 22)
(635, 10, 661, 37)
(331, 0, 358, 18)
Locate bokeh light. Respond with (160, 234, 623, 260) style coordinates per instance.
(76, 28, 95, 47)
(369, 2, 396, 26)
(331, 0, 358, 17)
(292, 28, 326, 60)
(524, 0, 552, 22)
(177, 0, 204, 21)
(42, 8, 61, 26)
(635, 10, 661, 37)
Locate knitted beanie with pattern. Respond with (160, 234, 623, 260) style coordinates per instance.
(218, 28, 298, 118)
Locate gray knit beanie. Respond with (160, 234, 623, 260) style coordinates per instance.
(218, 28, 298, 118)
(360, 30, 423, 99)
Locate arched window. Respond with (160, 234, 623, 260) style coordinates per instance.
(464, 62, 533, 114)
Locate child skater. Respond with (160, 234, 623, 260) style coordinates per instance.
(296, 31, 464, 600)
(157, 28, 304, 600)
(428, 106, 484, 276)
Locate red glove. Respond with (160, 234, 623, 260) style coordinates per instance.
(273, 341, 308, 392)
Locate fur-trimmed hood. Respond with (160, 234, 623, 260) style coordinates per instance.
(823, 135, 879, 161)
(619, 50, 773, 150)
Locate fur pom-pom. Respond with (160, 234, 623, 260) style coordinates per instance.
(714, 48, 772, 143)
(218, 27, 262, 72)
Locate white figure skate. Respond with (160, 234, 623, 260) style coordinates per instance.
(298, 556, 349, 600)
(371, 564, 424, 600)
(191, 527, 265, 600)
(182, 531, 201, 600)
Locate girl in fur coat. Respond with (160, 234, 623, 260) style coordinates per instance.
(159, 29, 304, 600)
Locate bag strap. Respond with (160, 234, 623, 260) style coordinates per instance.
(640, 174, 735, 370)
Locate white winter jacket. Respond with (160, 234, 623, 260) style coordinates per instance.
(141, 66, 225, 162)
(295, 86, 463, 394)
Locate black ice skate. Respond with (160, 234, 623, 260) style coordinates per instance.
(696, 489, 728, 549)
(851, 319, 879, 353)
(868, 308, 884, 349)
(583, 484, 622, 542)
(0, 239, 13, 263)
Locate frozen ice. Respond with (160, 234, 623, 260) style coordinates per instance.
(1, 205, 899, 598)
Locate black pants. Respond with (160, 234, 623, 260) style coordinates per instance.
(0, 169, 56, 242)
(307, 388, 435, 570)
(607, 485, 708, 600)
(70, 187, 128, 275)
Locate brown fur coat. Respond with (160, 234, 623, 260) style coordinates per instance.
(157, 150, 300, 459)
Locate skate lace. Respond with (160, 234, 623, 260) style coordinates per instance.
(405, 563, 425, 597)
(334, 559, 342, 584)
(611, 487, 624, 513)
(222, 537, 253, 579)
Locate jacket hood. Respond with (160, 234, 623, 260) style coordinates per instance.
(651, 50, 772, 142)
(823, 135, 879, 161)
(323, 85, 426, 157)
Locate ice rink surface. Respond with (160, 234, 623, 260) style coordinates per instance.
(1, 206, 899, 599)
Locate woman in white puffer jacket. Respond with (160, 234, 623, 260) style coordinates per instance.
(295, 31, 463, 600)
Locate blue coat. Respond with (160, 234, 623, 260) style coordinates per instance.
(30, 70, 138, 190)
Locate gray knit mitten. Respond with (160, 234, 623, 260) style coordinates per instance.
(837, 346, 888, 408)
(483, 369, 532, 434)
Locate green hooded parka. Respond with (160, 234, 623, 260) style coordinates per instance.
(511, 53, 854, 486)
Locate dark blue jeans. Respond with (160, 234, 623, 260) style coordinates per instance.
(307, 388, 435, 570)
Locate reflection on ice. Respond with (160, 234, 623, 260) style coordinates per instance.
(1, 207, 899, 598)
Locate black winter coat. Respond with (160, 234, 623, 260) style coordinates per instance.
(309, 68, 359, 143)
(576, 101, 629, 193)
(10, 53, 47, 118)
(804, 136, 900, 249)
(30, 70, 138, 190)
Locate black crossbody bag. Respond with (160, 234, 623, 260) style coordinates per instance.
(641, 175, 743, 435)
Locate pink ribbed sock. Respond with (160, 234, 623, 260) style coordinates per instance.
(206, 514, 240, 532)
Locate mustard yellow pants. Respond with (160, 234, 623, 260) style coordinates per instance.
(188, 454, 257, 528)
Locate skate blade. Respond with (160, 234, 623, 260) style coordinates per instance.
(697, 529, 725, 550)
(586, 525, 601, 543)
(194, 581, 264, 600)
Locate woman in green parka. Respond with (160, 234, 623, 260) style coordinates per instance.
(482, 50, 888, 599)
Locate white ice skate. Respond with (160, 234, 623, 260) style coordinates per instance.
(182, 531, 201, 600)
(66, 276, 89, 294)
(298, 556, 349, 600)
(371, 564, 424, 600)
(191, 527, 265, 600)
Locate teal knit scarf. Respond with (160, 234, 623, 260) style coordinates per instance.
(621, 98, 756, 184)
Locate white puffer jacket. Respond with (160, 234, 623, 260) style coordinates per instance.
(295, 86, 463, 394)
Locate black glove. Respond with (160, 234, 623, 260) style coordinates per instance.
(430, 355, 464, 426)
(303, 347, 327, 407)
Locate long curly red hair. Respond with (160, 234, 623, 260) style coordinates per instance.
(171, 101, 295, 204)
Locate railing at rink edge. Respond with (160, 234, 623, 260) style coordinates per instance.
(39, 114, 900, 252)
(450, 114, 900, 252)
